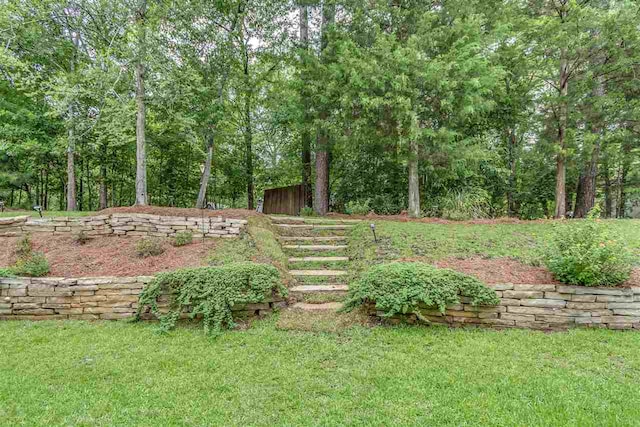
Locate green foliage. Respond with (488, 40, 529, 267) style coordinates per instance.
(172, 231, 193, 247)
(136, 263, 286, 333)
(71, 230, 90, 245)
(370, 195, 402, 216)
(15, 234, 33, 258)
(438, 188, 491, 221)
(208, 236, 256, 265)
(11, 251, 50, 277)
(135, 238, 165, 258)
(345, 200, 370, 216)
(299, 207, 316, 217)
(0, 268, 15, 277)
(544, 213, 634, 286)
(343, 262, 499, 319)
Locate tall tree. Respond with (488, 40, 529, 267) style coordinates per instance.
(134, 0, 148, 205)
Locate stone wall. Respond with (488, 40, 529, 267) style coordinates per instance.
(370, 283, 640, 331)
(0, 213, 247, 238)
(0, 276, 284, 321)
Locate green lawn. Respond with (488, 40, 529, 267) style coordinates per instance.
(1, 319, 640, 426)
(0, 210, 96, 218)
(349, 219, 640, 266)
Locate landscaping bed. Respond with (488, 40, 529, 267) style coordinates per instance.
(0, 235, 215, 277)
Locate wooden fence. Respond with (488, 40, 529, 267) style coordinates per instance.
(262, 184, 305, 216)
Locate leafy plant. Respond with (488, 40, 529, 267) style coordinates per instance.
(345, 200, 371, 216)
(71, 230, 91, 245)
(135, 238, 165, 257)
(136, 263, 287, 333)
(15, 234, 33, 258)
(11, 252, 50, 277)
(370, 195, 402, 215)
(0, 268, 15, 277)
(439, 188, 490, 220)
(342, 262, 499, 319)
(299, 207, 316, 217)
(544, 209, 633, 286)
(172, 231, 193, 247)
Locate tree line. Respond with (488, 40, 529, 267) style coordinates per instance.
(0, 0, 638, 219)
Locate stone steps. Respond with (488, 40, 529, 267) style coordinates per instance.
(289, 270, 348, 277)
(275, 224, 353, 230)
(283, 245, 348, 251)
(290, 284, 349, 293)
(269, 216, 363, 224)
(292, 302, 344, 311)
(288, 256, 349, 263)
(279, 236, 347, 243)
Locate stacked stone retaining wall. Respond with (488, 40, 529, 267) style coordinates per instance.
(370, 283, 640, 331)
(0, 276, 284, 321)
(0, 213, 247, 238)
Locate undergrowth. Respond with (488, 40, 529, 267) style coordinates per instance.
(342, 262, 499, 319)
(136, 263, 287, 333)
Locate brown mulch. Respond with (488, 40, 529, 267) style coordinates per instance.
(433, 256, 640, 287)
(325, 211, 552, 225)
(0, 235, 216, 278)
(100, 206, 261, 219)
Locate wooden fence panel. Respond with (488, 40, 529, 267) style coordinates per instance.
(263, 184, 305, 216)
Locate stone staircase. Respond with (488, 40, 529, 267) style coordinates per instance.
(270, 216, 360, 312)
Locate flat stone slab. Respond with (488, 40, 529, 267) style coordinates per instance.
(283, 245, 348, 251)
(279, 236, 346, 242)
(290, 284, 349, 293)
(289, 257, 349, 262)
(292, 302, 344, 311)
(269, 216, 362, 224)
(289, 270, 348, 277)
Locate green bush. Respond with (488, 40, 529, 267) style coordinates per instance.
(136, 263, 287, 333)
(172, 231, 193, 247)
(11, 252, 50, 277)
(299, 207, 316, 217)
(439, 188, 490, 220)
(370, 194, 402, 215)
(15, 234, 33, 257)
(345, 200, 371, 216)
(71, 230, 91, 245)
(544, 211, 633, 287)
(135, 238, 165, 257)
(342, 262, 499, 319)
(0, 268, 15, 277)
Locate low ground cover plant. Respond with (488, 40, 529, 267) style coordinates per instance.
(172, 231, 193, 247)
(136, 262, 286, 333)
(545, 208, 634, 286)
(4, 234, 50, 277)
(135, 237, 165, 257)
(71, 230, 90, 245)
(343, 262, 499, 319)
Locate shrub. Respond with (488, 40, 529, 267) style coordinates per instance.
(299, 207, 316, 217)
(12, 252, 50, 277)
(370, 194, 402, 215)
(544, 210, 633, 286)
(439, 188, 490, 220)
(136, 263, 287, 333)
(15, 234, 33, 258)
(172, 231, 193, 247)
(0, 268, 15, 277)
(72, 230, 91, 245)
(345, 200, 371, 216)
(135, 238, 165, 257)
(342, 262, 499, 319)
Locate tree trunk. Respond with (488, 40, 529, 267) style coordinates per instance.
(196, 133, 214, 208)
(299, 4, 312, 208)
(603, 157, 612, 218)
(244, 85, 254, 210)
(617, 139, 631, 218)
(507, 128, 518, 217)
(66, 110, 77, 211)
(407, 139, 420, 218)
(314, 2, 335, 216)
(554, 47, 569, 218)
(134, 0, 148, 206)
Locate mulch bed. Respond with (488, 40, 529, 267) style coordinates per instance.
(326, 211, 551, 225)
(434, 256, 640, 287)
(0, 235, 216, 278)
(100, 206, 261, 219)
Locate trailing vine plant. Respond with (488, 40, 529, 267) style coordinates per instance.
(136, 263, 287, 333)
(342, 262, 499, 320)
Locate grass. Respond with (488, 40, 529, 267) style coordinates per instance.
(1, 319, 640, 425)
(348, 219, 640, 268)
(0, 210, 96, 218)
